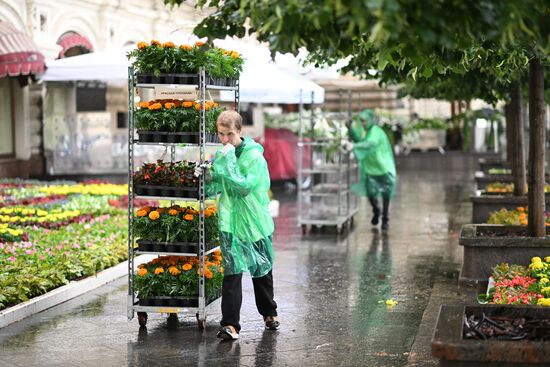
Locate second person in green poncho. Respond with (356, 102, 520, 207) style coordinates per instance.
(196, 110, 279, 340)
(347, 109, 396, 230)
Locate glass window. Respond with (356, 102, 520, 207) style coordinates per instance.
(0, 78, 13, 156)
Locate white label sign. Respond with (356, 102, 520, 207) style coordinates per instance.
(155, 85, 197, 100)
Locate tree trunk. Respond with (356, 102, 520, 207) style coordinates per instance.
(504, 104, 513, 161)
(528, 57, 546, 237)
(510, 83, 527, 197)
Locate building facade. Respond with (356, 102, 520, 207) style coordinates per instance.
(0, 0, 203, 178)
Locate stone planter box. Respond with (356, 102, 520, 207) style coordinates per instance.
(478, 158, 510, 173)
(458, 224, 550, 291)
(432, 304, 550, 366)
(470, 193, 550, 223)
(475, 171, 550, 191)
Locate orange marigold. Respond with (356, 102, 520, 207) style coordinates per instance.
(163, 41, 175, 48)
(136, 209, 148, 217)
(187, 208, 199, 215)
(168, 266, 181, 276)
(137, 268, 148, 276)
(204, 268, 213, 279)
(137, 41, 149, 50)
(517, 207, 525, 212)
(230, 51, 240, 59)
(194, 103, 202, 110)
(168, 209, 178, 216)
(180, 44, 193, 51)
(138, 101, 150, 108)
(151, 40, 161, 46)
(154, 267, 164, 275)
(151, 258, 160, 265)
(173, 100, 182, 107)
(148, 211, 160, 220)
(184, 214, 194, 221)
(182, 101, 193, 108)
(148, 103, 162, 110)
(194, 41, 205, 48)
(213, 249, 222, 256)
(182, 263, 192, 271)
(164, 102, 175, 109)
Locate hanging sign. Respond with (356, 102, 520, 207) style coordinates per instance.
(155, 85, 197, 100)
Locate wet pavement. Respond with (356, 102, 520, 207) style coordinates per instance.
(0, 165, 475, 367)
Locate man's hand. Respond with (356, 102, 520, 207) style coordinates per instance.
(341, 140, 354, 152)
(219, 144, 235, 156)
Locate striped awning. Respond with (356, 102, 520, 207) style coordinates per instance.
(57, 32, 93, 58)
(0, 20, 45, 77)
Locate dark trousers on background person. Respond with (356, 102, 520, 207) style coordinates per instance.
(368, 195, 390, 224)
(220, 270, 278, 332)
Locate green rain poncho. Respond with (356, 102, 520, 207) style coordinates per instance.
(208, 136, 275, 278)
(349, 109, 396, 199)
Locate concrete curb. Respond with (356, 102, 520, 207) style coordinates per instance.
(0, 255, 154, 329)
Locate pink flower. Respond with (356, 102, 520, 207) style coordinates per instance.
(73, 244, 80, 249)
(45, 247, 51, 252)
(7, 256, 16, 262)
(39, 255, 45, 260)
(25, 249, 34, 255)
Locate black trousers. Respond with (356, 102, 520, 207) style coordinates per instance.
(220, 270, 277, 332)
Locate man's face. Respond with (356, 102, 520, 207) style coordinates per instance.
(217, 123, 242, 146)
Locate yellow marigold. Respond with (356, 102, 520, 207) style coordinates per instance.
(164, 102, 175, 109)
(137, 41, 149, 49)
(163, 41, 175, 48)
(194, 41, 205, 48)
(168, 209, 178, 216)
(151, 40, 161, 46)
(182, 263, 192, 271)
(532, 257, 543, 264)
(184, 214, 194, 221)
(230, 51, 239, 59)
(537, 298, 550, 307)
(154, 267, 164, 275)
(149, 211, 160, 220)
(545, 257, 550, 263)
(182, 101, 193, 108)
(180, 44, 193, 51)
(541, 278, 550, 284)
(137, 268, 148, 276)
(222, 49, 231, 55)
(139, 101, 150, 108)
(136, 209, 148, 217)
(148, 103, 162, 111)
(168, 266, 181, 276)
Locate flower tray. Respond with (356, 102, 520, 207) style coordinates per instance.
(134, 185, 198, 198)
(138, 296, 198, 307)
(137, 131, 219, 144)
(136, 73, 237, 88)
(136, 239, 218, 254)
(137, 295, 219, 307)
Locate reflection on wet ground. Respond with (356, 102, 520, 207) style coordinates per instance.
(0, 169, 471, 367)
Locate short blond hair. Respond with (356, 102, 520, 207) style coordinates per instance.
(216, 110, 242, 130)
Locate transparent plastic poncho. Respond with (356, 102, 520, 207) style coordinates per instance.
(348, 109, 396, 199)
(207, 136, 275, 278)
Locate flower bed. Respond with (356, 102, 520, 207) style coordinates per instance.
(486, 182, 550, 194)
(488, 207, 550, 226)
(0, 180, 136, 311)
(479, 257, 550, 306)
(134, 253, 223, 305)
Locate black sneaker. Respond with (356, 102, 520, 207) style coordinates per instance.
(264, 316, 280, 330)
(381, 220, 389, 230)
(217, 326, 239, 340)
(371, 214, 380, 225)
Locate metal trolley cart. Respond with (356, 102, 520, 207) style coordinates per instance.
(297, 91, 359, 235)
(127, 67, 239, 328)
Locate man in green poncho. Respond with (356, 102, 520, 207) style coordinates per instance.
(196, 110, 279, 340)
(346, 109, 396, 230)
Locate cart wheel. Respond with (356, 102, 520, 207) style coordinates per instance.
(301, 224, 307, 235)
(196, 313, 206, 330)
(137, 312, 148, 327)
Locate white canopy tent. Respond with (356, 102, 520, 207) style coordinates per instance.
(41, 43, 325, 104)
